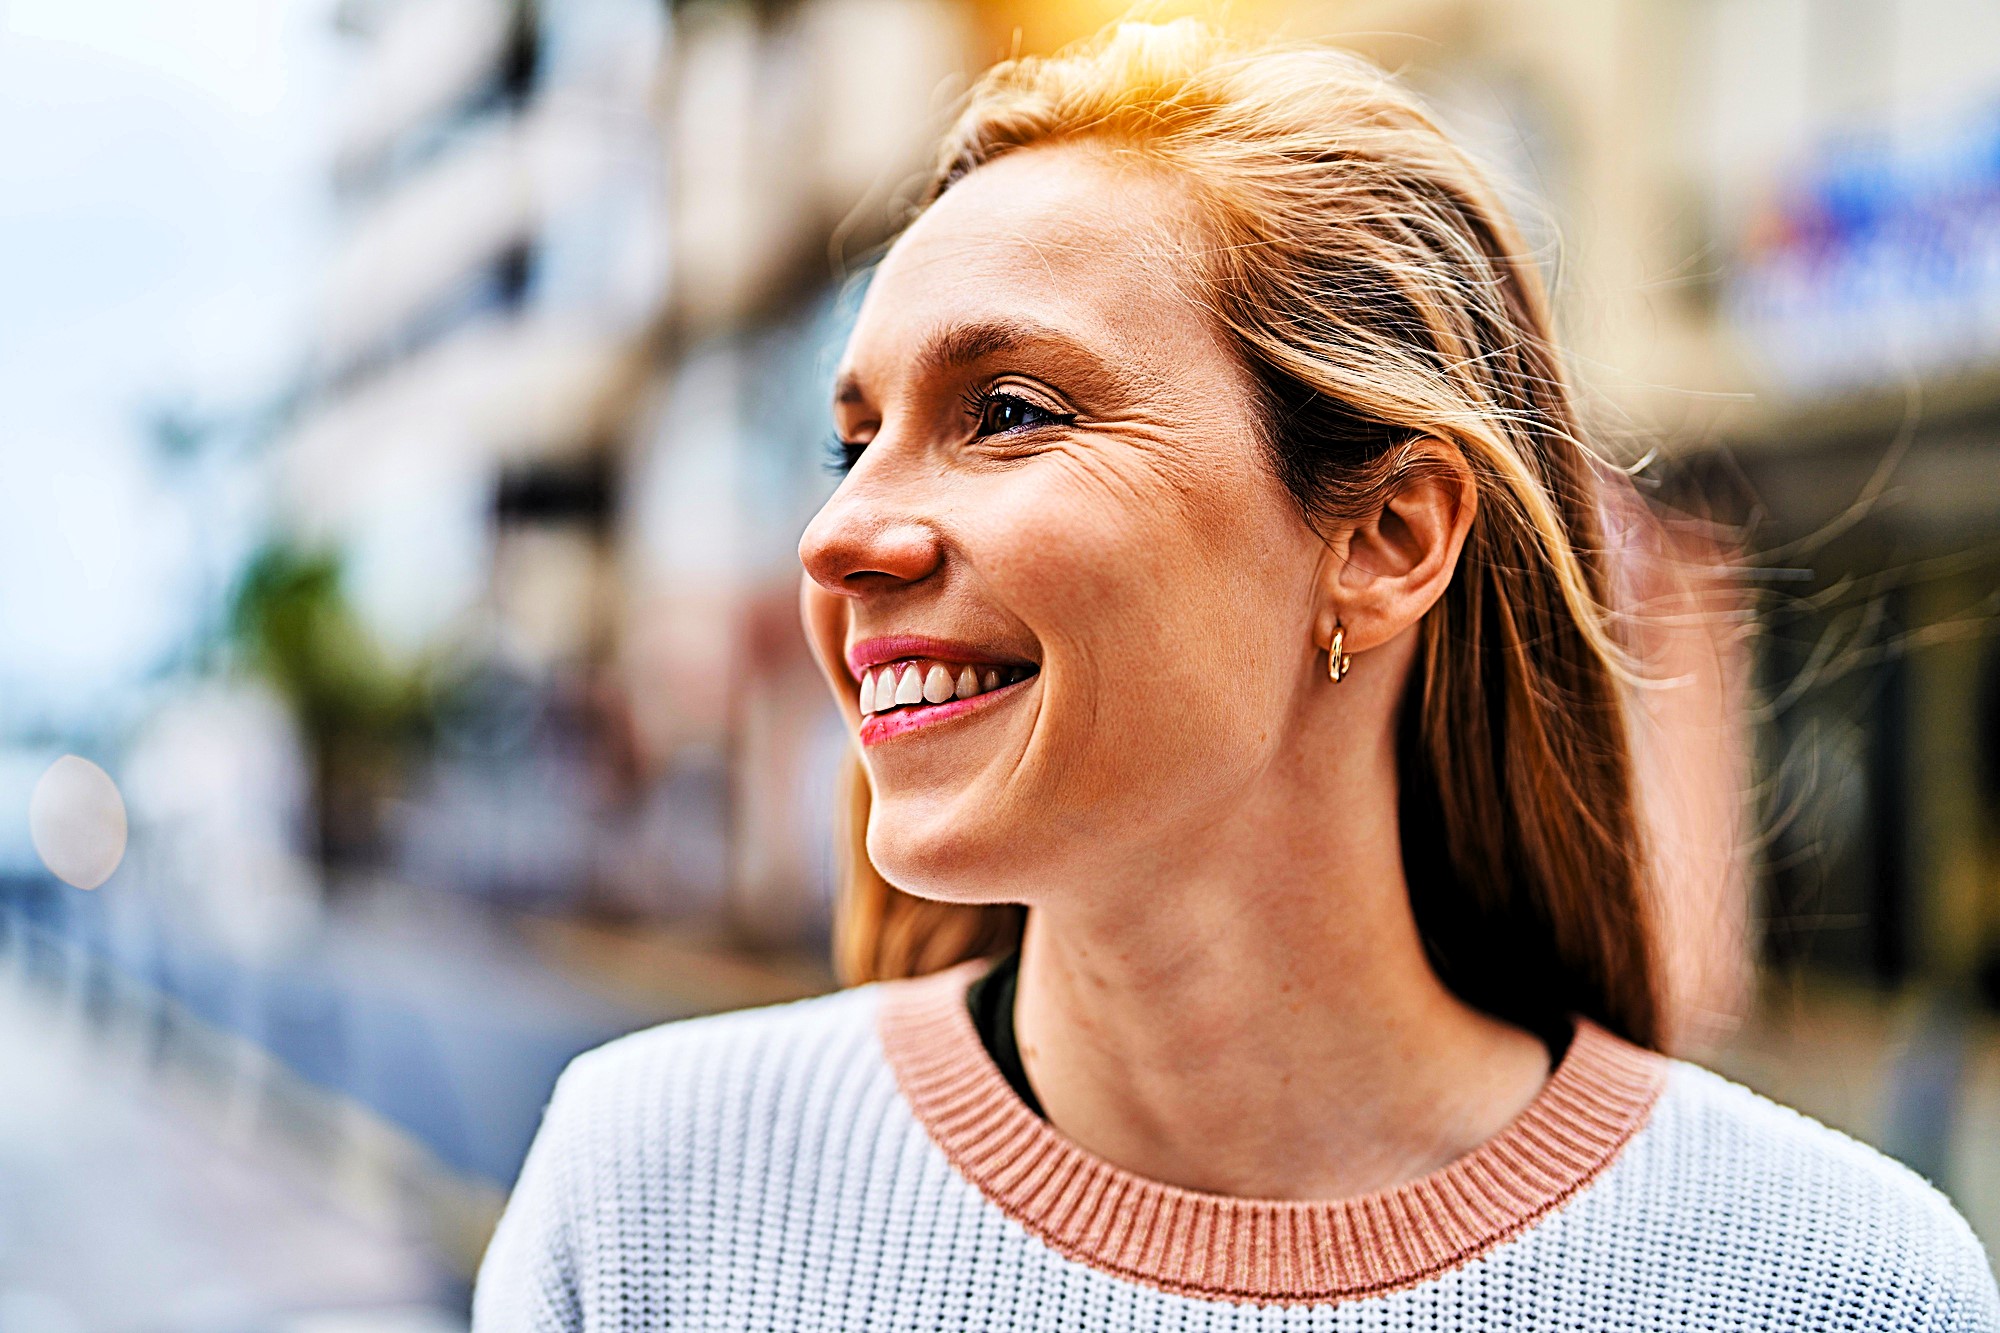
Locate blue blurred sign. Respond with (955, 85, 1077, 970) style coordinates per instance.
(1730, 102, 2000, 395)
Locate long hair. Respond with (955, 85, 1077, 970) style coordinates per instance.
(833, 20, 1712, 1052)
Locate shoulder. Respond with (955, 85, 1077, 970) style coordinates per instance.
(473, 984, 900, 1330)
(1648, 1059, 1971, 1231)
(1603, 1057, 1998, 1328)
(546, 981, 888, 1135)
(512, 982, 902, 1257)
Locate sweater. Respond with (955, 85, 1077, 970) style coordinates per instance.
(471, 958, 2000, 1330)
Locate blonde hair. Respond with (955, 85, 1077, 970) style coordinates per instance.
(834, 20, 1674, 1049)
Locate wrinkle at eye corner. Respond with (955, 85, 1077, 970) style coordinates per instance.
(1034, 426, 1200, 518)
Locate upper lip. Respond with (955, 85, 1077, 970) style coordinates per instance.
(845, 634, 1033, 680)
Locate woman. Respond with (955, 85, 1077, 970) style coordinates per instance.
(474, 21, 1997, 1330)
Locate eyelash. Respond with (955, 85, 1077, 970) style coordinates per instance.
(823, 435, 866, 475)
(825, 389, 1074, 476)
(958, 386, 1076, 439)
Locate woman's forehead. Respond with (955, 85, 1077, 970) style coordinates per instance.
(839, 147, 1205, 393)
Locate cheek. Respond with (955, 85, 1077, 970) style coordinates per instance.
(798, 577, 852, 700)
(970, 456, 1316, 789)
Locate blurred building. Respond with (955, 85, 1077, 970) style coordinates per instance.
(284, 0, 1996, 973)
(230, 0, 2000, 1281)
(268, 0, 2000, 1045)
(272, 0, 968, 946)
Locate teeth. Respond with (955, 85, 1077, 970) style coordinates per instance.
(855, 658, 1035, 717)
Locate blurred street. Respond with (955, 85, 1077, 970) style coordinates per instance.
(0, 924, 463, 1331)
(0, 874, 827, 1329)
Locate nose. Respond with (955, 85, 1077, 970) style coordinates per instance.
(798, 481, 944, 597)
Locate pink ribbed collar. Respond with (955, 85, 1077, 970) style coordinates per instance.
(877, 957, 1665, 1306)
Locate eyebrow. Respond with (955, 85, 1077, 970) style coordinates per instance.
(833, 317, 1112, 407)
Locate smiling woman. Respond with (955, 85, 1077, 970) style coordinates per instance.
(471, 19, 1999, 1333)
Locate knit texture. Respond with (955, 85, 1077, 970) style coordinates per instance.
(472, 962, 2000, 1331)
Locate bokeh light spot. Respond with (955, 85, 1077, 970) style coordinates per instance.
(27, 754, 127, 890)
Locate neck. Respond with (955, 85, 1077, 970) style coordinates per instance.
(1011, 670, 1551, 1201)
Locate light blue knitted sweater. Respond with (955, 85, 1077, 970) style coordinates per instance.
(472, 961, 1999, 1330)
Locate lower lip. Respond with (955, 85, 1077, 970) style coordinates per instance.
(856, 675, 1033, 747)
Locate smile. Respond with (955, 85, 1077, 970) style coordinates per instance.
(853, 658, 1036, 746)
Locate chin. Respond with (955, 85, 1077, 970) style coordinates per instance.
(864, 802, 1033, 906)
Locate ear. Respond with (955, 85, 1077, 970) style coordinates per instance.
(1313, 441, 1477, 658)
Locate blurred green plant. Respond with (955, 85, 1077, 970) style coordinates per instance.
(228, 540, 432, 865)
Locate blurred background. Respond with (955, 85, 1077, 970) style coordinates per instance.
(1, 0, 1997, 1327)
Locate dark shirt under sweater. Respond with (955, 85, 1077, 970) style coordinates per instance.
(965, 948, 1045, 1118)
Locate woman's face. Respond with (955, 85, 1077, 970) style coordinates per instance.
(799, 145, 1332, 903)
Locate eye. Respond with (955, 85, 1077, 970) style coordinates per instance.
(973, 391, 1073, 438)
(824, 433, 866, 475)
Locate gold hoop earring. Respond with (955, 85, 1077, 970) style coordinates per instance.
(1327, 622, 1352, 683)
